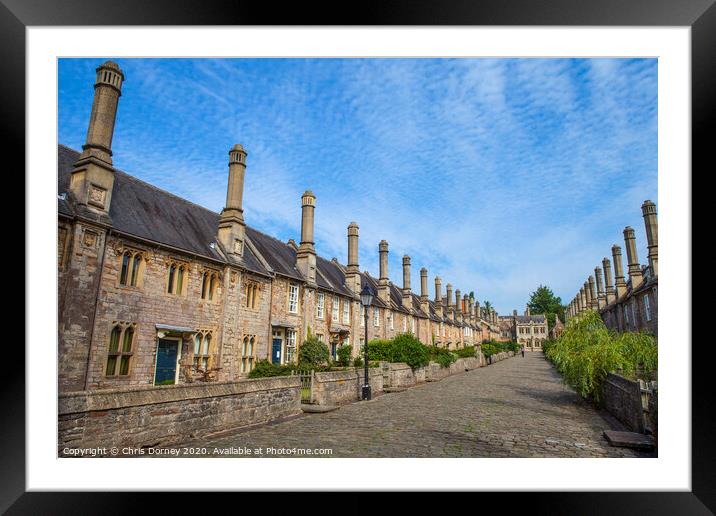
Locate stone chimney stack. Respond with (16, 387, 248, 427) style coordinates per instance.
(70, 60, 125, 217)
(602, 258, 615, 304)
(641, 200, 658, 277)
(513, 309, 517, 318)
(446, 284, 454, 317)
(579, 287, 586, 313)
(611, 244, 627, 299)
(375, 240, 390, 304)
(584, 280, 593, 310)
(595, 267, 606, 309)
(218, 144, 248, 257)
(525, 305, 531, 317)
(434, 276, 443, 318)
(454, 289, 462, 322)
(588, 276, 598, 309)
(345, 222, 361, 294)
(623, 226, 644, 290)
(401, 255, 412, 309)
(463, 294, 469, 323)
(420, 268, 429, 313)
(296, 190, 317, 285)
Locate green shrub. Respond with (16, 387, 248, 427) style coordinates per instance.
(298, 336, 330, 367)
(455, 346, 477, 358)
(336, 344, 353, 367)
(544, 310, 658, 404)
(427, 345, 457, 368)
(390, 333, 430, 369)
(367, 339, 393, 361)
(248, 359, 295, 378)
(353, 356, 364, 367)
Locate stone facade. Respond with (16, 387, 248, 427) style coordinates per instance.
(566, 201, 658, 337)
(498, 308, 548, 350)
(58, 60, 498, 394)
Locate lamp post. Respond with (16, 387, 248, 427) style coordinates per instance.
(360, 284, 374, 401)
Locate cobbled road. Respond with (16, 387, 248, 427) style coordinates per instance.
(186, 352, 652, 458)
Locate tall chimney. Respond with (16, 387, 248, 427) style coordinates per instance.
(463, 294, 469, 323)
(623, 226, 643, 289)
(420, 268, 429, 313)
(525, 305, 530, 317)
(454, 288, 462, 321)
(434, 276, 443, 318)
(446, 283, 454, 318)
(602, 257, 616, 304)
(345, 222, 360, 293)
(641, 200, 658, 276)
(579, 287, 586, 313)
(378, 240, 390, 304)
(296, 190, 317, 284)
(588, 276, 598, 309)
(611, 244, 627, 299)
(70, 60, 125, 216)
(218, 144, 248, 256)
(584, 281, 593, 310)
(594, 267, 606, 309)
(402, 255, 412, 309)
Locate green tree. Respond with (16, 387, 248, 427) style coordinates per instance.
(527, 285, 564, 330)
(483, 300, 492, 315)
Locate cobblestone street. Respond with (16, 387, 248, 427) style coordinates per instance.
(185, 353, 653, 458)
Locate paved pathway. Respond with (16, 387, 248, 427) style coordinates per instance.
(184, 353, 652, 458)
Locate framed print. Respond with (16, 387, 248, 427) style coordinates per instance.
(6, 0, 712, 512)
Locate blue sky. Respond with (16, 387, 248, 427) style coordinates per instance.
(58, 58, 657, 314)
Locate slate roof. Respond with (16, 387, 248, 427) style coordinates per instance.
(58, 144, 356, 296)
(515, 315, 547, 324)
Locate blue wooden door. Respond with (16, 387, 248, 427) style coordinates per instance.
(272, 339, 282, 364)
(155, 339, 178, 385)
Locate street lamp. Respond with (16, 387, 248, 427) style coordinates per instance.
(360, 284, 374, 400)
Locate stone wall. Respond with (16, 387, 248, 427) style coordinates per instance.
(602, 372, 644, 433)
(382, 362, 416, 389)
(58, 376, 300, 453)
(312, 368, 384, 406)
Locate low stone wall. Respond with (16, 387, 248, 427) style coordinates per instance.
(313, 368, 384, 406)
(381, 362, 417, 389)
(425, 362, 451, 382)
(58, 376, 301, 453)
(602, 373, 644, 433)
(463, 357, 480, 370)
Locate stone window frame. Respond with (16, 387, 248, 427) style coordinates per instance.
(58, 225, 71, 269)
(643, 293, 651, 321)
(165, 258, 190, 296)
(288, 283, 299, 314)
(104, 321, 137, 377)
(200, 268, 221, 302)
(244, 280, 260, 309)
(114, 244, 149, 289)
(240, 334, 256, 373)
(285, 329, 297, 364)
(192, 330, 215, 372)
(386, 311, 393, 330)
(342, 298, 350, 325)
(373, 307, 380, 327)
(410, 317, 415, 334)
(316, 292, 325, 319)
(402, 315, 407, 332)
(332, 295, 340, 322)
(360, 305, 365, 327)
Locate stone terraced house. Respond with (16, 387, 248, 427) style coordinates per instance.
(57, 60, 498, 393)
(565, 201, 658, 337)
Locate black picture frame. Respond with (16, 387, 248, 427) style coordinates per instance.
(6, 0, 710, 512)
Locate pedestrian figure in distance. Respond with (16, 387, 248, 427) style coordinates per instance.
(521, 344, 525, 358)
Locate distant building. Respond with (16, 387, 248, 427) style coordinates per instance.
(498, 306, 548, 350)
